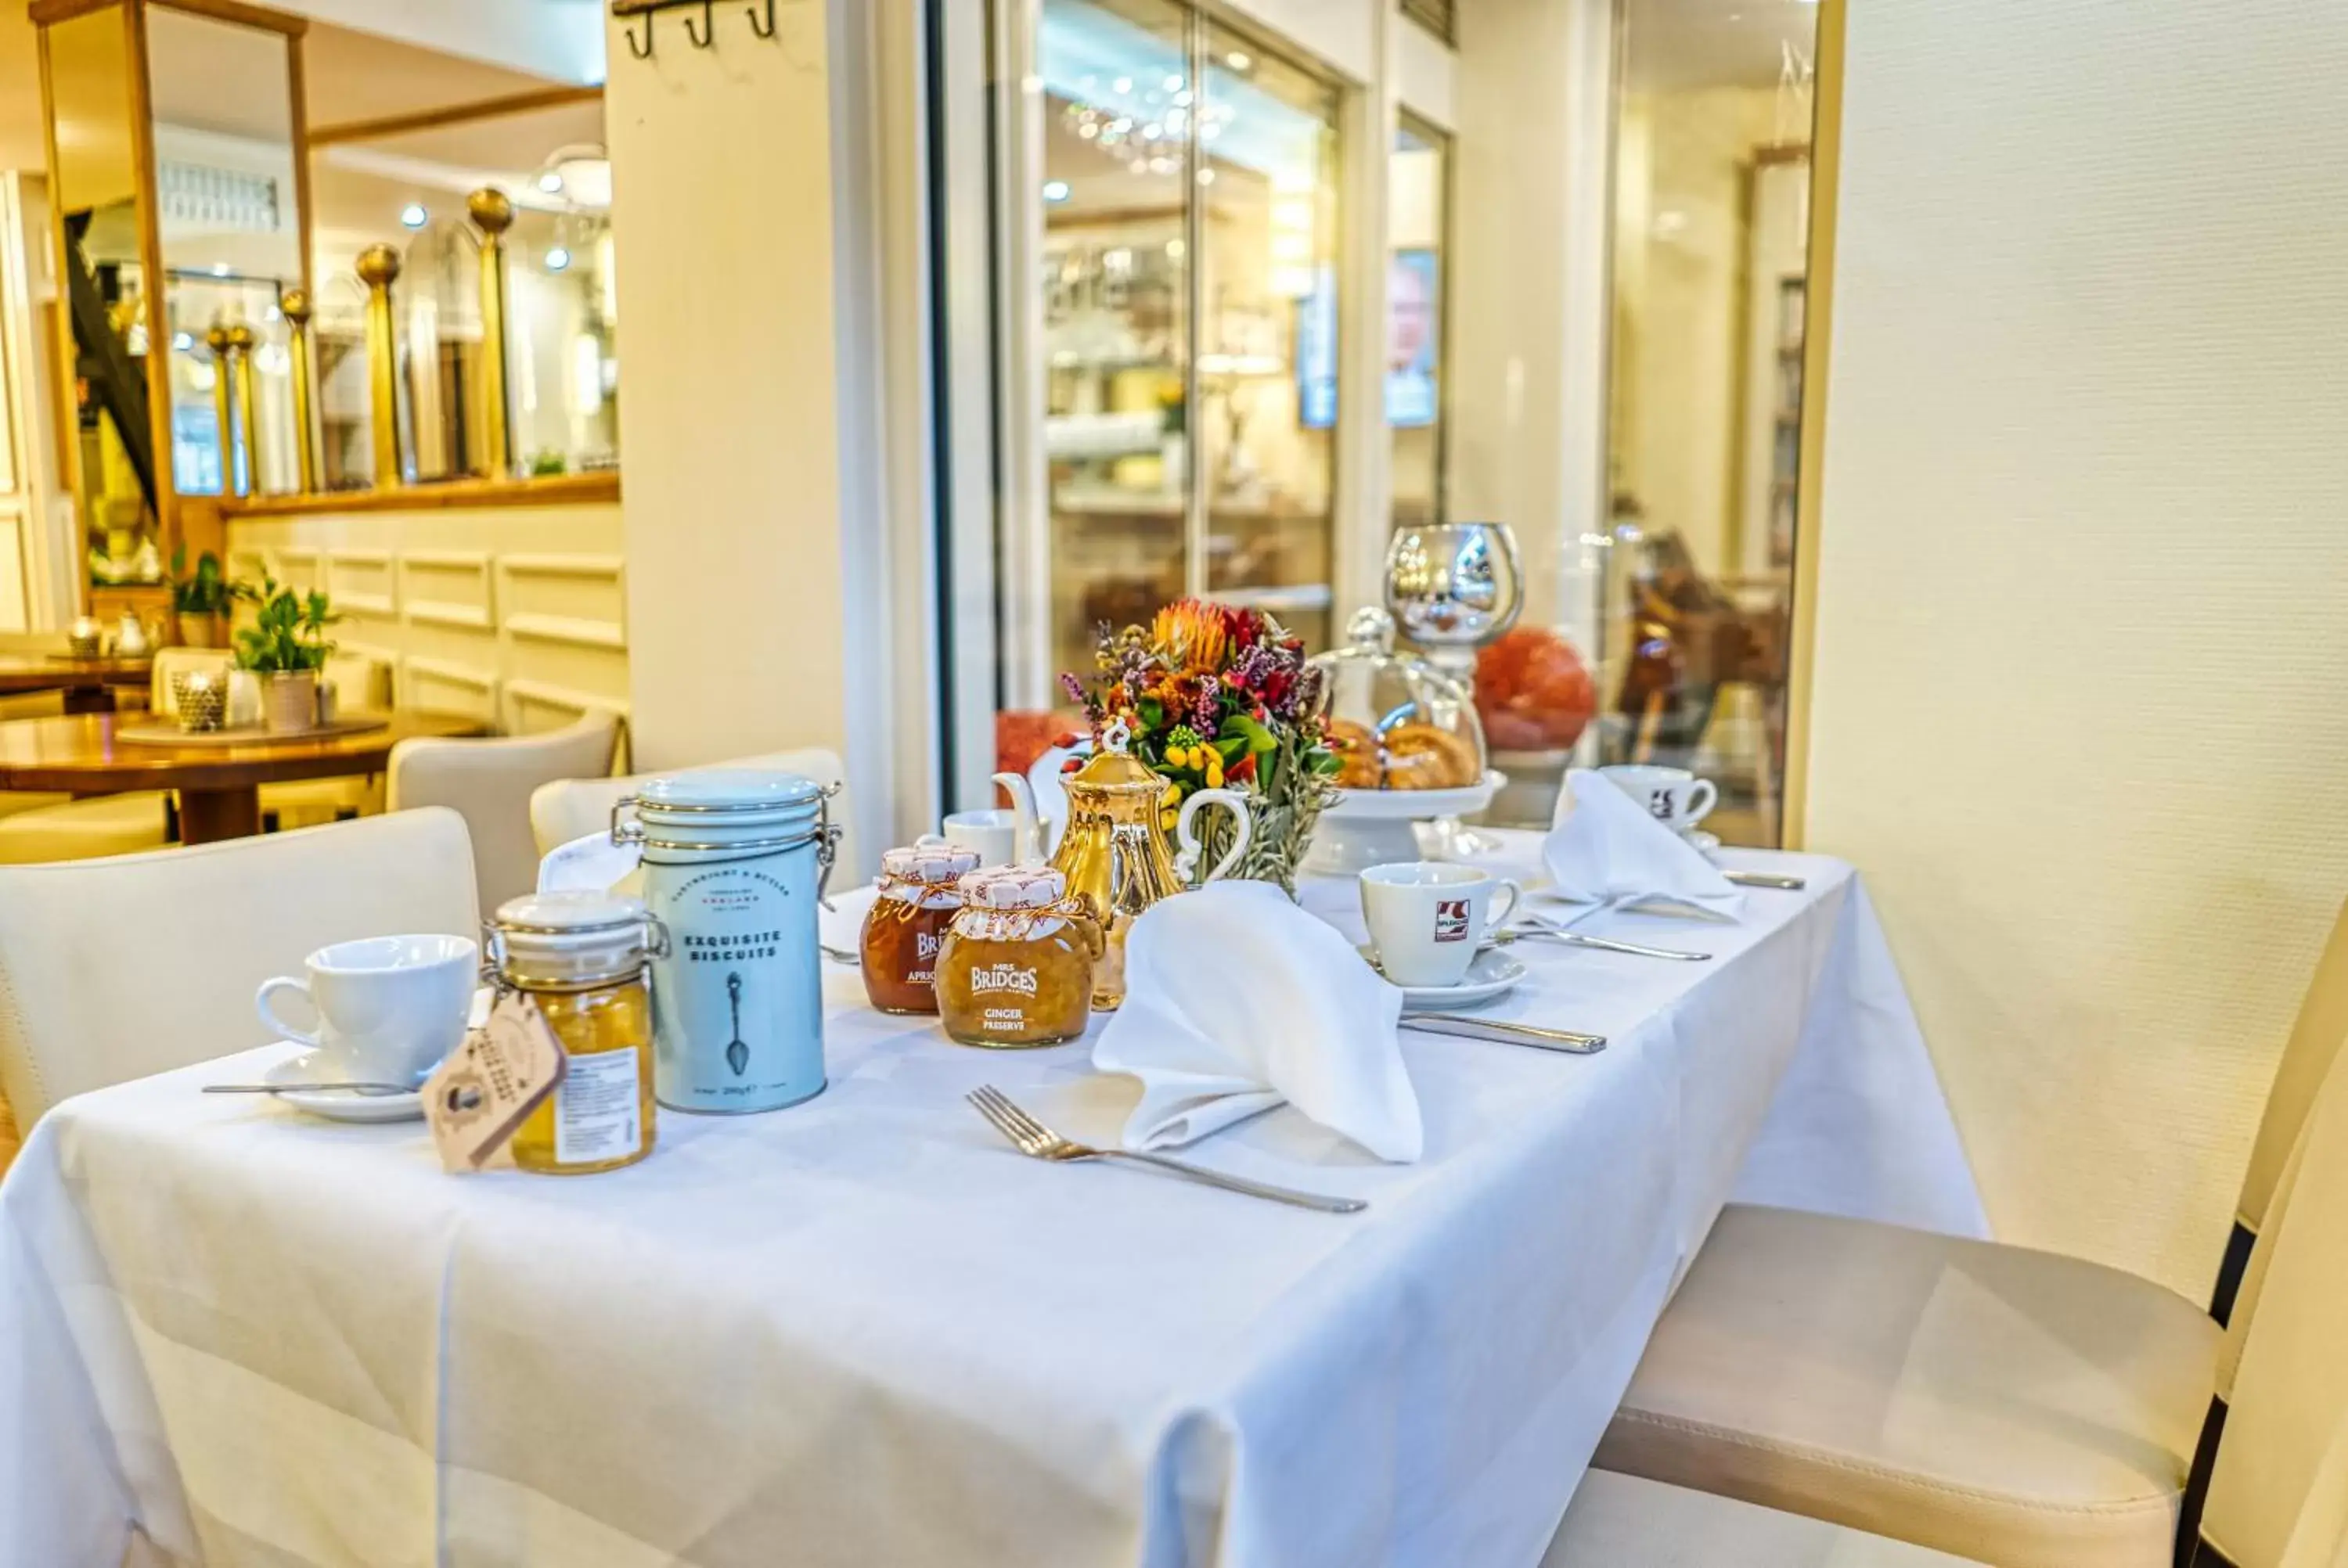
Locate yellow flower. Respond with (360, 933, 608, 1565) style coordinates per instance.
(1205, 756, 1224, 788)
(1160, 810, 1178, 831)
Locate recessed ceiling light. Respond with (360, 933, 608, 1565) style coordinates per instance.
(1226, 51, 1251, 70)
(536, 171, 564, 194)
(545, 246, 572, 272)
(399, 203, 428, 228)
(1042, 180, 1071, 203)
(171, 331, 193, 351)
(209, 263, 230, 277)
(1197, 167, 1216, 185)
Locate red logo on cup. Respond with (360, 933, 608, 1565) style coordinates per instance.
(1433, 898, 1471, 943)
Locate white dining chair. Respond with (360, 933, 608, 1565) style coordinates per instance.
(1591, 911, 2348, 1568)
(530, 746, 855, 880)
(388, 711, 621, 914)
(2196, 1035, 2348, 1568)
(0, 807, 478, 1125)
(1541, 1471, 1982, 1565)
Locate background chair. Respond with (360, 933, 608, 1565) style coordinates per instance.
(388, 711, 621, 913)
(0, 808, 477, 1125)
(529, 745, 854, 883)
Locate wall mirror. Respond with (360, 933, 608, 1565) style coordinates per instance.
(42, 3, 157, 584)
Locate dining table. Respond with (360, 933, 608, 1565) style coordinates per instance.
(0, 833, 1984, 1568)
(0, 654, 152, 714)
(0, 710, 486, 842)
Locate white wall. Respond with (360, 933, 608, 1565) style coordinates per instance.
(600, 9, 850, 771)
(1804, 0, 2348, 1291)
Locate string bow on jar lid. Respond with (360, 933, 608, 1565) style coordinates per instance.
(880, 839, 984, 889)
(960, 865, 1068, 909)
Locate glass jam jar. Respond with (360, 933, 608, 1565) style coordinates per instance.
(862, 839, 982, 1013)
(935, 867, 1102, 1048)
(488, 891, 661, 1175)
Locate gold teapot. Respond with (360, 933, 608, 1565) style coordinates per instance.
(1050, 719, 1251, 1009)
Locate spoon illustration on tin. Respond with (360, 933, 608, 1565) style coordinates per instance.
(725, 971, 749, 1077)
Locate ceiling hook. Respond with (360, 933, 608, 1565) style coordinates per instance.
(683, 0, 715, 47)
(622, 12, 654, 59)
(746, 0, 776, 39)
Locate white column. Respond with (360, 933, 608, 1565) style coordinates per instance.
(602, 2, 870, 843)
(1449, 0, 1614, 651)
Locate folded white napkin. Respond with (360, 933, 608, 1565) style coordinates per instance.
(537, 830, 641, 895)
(1540, 769, 1743, 922)
(1093, 881, 1421, 1161)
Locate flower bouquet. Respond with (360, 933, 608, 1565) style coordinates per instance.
(1062, 599, 1343, 896)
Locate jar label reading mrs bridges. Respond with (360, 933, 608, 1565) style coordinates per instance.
(647, 861, 826, 1113)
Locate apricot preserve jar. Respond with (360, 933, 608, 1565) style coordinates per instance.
(934, 867, 1102, 1048)
(860, 839, 981, 1013)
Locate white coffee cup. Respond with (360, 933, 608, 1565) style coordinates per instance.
(1359, 861, 1523, 988)
(1599, 764, 1718, 835)
(940, 808, 1023, 868)
(255, 933, 479, 1087)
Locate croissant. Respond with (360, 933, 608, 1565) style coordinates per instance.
(1325, 719, 1383, 789)
(1381, 722, 1479, 790)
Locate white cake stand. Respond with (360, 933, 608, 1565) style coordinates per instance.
(1305, 770, 1506, 875)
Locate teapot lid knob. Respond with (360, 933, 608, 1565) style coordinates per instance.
(1345, 606, 1396, 653)
(1101, 716, 1133, 755)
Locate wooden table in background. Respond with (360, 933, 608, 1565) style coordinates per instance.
(0, 656, 153, 714)
(0, 711, 484, 843)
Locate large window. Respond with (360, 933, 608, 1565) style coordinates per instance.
(1388, 113, 1448, 528)
(999, 0, 1342, 725)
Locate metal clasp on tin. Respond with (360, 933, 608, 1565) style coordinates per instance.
(816, 782, 843, 912)
(609, 794, 644, 847)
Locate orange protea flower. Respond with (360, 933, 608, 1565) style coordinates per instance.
(1152, 599, 1255, 675)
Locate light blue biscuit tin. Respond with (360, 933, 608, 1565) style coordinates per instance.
(613, 768, 838, 1113)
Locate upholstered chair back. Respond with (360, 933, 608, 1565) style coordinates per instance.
(0, 810, 477, 1124)
(2236, 899, 2348, 1246)
(388, 713, 621, 914)
(2204, 1033, 2348, 1566)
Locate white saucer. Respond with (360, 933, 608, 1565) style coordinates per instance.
(264, 1052, 425, 1124)
(1357, 944, 1529, 1009)
(1681, 829, 1721, 853)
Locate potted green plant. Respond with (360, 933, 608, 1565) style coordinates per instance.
(169, 547, 245, 648)
(234, 577, 339, 732)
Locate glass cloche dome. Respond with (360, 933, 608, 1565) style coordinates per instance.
(1308, 606, 1488, 793)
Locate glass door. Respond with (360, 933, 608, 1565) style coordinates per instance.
(1195, 27, 1340, 649)
(999, 0, 1343, 732)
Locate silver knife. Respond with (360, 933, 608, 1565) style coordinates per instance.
(1499, 927, 1711, 962)
(1402, 1013, 1607, 1054)
(1723, 870, 1806, 890)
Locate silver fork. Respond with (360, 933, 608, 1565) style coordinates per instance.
(965, 1085, 1367, 1214)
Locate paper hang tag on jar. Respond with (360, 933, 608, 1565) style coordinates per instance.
(424, 991, 567, 1174)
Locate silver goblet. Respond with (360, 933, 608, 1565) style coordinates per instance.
(1385, 521, 1525, 682)
(1385, 522, 1525, 857)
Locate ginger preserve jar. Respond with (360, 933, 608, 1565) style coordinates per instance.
(862, 838, 982, 1014)
(488, 890, 661, 1175)
(934, 866, 1103, 1048)
(614, 768, 839, 1113)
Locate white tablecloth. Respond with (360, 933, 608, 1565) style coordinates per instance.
(0, 836, 1981, 1568)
